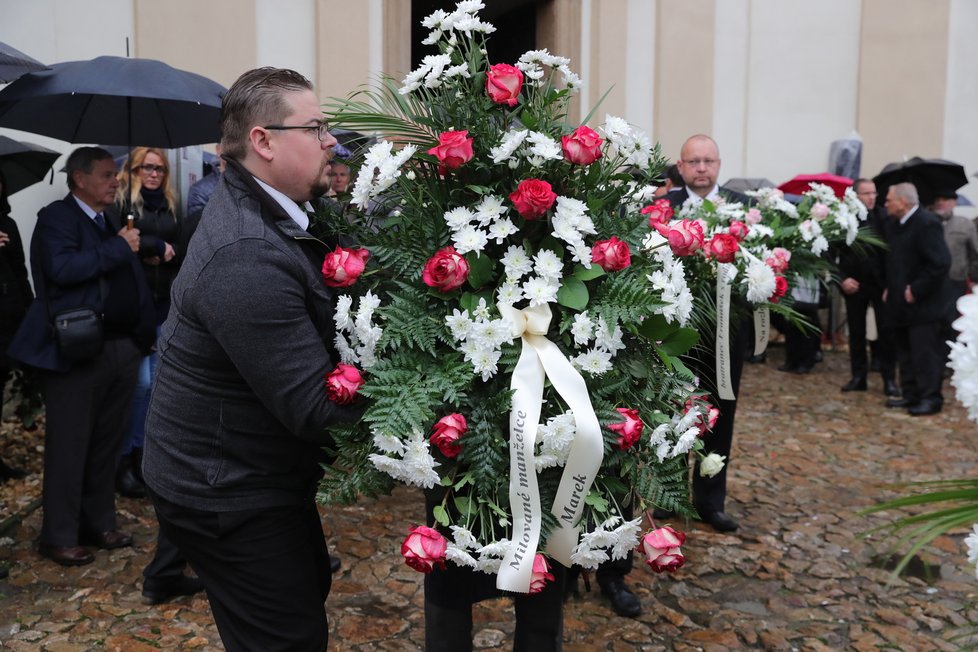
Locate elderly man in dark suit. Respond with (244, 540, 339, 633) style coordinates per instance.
(882, 182, 951, 416)
(838, 178, 898, 396)
(7, 146, 155, 566)
(142, 67, 362, 651)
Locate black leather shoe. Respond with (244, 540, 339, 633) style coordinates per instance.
(79, 530, 133, 550)
(793, 365, 814, 374)
(908, 401, 942, 416)
(38, 543, 95, 566)
(116, 455, 146, 498)
(747, 353, 767, 364)
(699, 511, 739, 532)
(883, 380, 900, 397)
(598, 577, 641, 617)
(886, 397, 913, 409)
(814, 350, 823, 363)
(142, 575, 205, 605)
(841, 377, 867, 392)
(777, 363, 797, 373)
(330, 556, 341, 574)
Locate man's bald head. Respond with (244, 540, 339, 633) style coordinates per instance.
(677, 134, 721, 198)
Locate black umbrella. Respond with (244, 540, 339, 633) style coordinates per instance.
(0, 135, 60, 195)
(0, 40, 49, 83)
(0, 55, 225, 148)
(872, 156, 969, 206)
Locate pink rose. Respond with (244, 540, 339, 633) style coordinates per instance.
(640, 526, 686, 573)
(427, 130, 474, 174)
(486, 63, 524, 107)
(727, 220, 749, 241)
(324, 363, 363, 405)
(769, 275, 788, 303)
(704, 233, 740, 263)
(766, 247, 791, 273)
(654, 219, 704, 257)
(561, 125, 603, 166)
(811, 202, 830, 220)
(591, 237, 632, 272)
(642, 199, 674, 228)
(431, 413, 467, 458)
(401, 525, 447, 574)
(684, 395, 719, 437)
(509, 179, 557, 220)
(608, 407, 644, 451)
(528, 553, 554, 594)
(321, 246, 369, 288)
(745, 208, 762, 225)
(422, 246, 470, 292)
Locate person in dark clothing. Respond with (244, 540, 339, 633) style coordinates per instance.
(882, 183, 951, 416)
(838, 178, 897, 395)
(0, 170, 32, 482)
(776, 275, 821, 374)
(6, 147, 156, 567)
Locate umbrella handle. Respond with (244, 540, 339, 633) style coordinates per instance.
(126, 214, 134, 230)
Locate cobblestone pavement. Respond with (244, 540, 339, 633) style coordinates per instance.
(2, 348, 978, 651)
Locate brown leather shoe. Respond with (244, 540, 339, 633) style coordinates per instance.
(38, 543, 95, 566)
(79, 530, 133, 550)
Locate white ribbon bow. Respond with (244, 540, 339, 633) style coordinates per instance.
(494, 303, 604, 593)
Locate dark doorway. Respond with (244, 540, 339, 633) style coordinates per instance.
(411, 0, 545, 69)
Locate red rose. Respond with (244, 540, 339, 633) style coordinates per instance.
(640, 526, 686, 573)
(728, 220, 749, 241)
(608, 407, 644, 451)
(561, 125, 603, 165)
(401, 525, 448, 574)
(324, 363, 363, 405)
(528, 553, 555, 594)
(684, 395, 719, 437)
(485, 63, 524, 107)
(642, 199, 674, 228)
(704, 233, 740, 263)
(321, 246, 369, 288)
(422, 246, 470, 292)
(427, 130, 474, 174)
(591, 237, 631, 272)
(509, 179, 557, 220)
(654, 219, 704, 257)
(769, 275, 789, 303)
(430, 413, 467, 458)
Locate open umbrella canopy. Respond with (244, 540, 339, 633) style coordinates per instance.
(0, 135, 60, 195)
(873, 157, 968, 206)
(722, 177, 775, 193)
(0, 40, 49, 83)
(0, 56, 225, 148)
(778, 173, 853, 199)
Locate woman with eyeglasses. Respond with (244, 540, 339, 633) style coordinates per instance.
(106, 146, 183, 498)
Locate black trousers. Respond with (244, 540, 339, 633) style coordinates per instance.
(894, 320, 945, 405)
(782, 301, 821, 369)
(844, 288, 895, 379)
(149, 490, 332, 652)
(40, 338, 140, 547)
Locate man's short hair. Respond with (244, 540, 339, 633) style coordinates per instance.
(854, 178, 873, 188)
(890, 182, 919, 206)
(220, 67, 314, 160)
(64, 147, 113, 191)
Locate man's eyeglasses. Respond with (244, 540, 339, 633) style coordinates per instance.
(263, 121, 331, 142)
(681, 158, 719, 167)
(137, 164, 167, 175)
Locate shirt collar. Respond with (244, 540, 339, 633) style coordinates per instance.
(682, 184, 721, 206)
(253, 177, 314, 230)
(900, 204, 919, 225)
(72, 194, 100, 220)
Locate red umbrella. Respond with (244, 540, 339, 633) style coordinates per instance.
(778, 173, 853, 199)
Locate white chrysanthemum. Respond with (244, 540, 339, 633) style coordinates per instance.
(534, 453, 560, 472)
(558, 65, 582, 91)
(670, 426, 701, 458)
(490, 129, 529, 163)
(553, 196, 591, 228)
(445, 309, 473, 341)
(610, 518, 643, 560)
(571, 312, 595, 346)
(570, 547, 609, 569)
(473, 297, 491, 320)
(950, 288, 978, 421)
(446, 546, 478, 568)
(568, 241, 593, 268)
(539, 412, 576, 464)
(444, 206, 474, 230)
(746, 224, 775, 240)
(372, 431, 405, 456)
(450, 525, 479, 550)
(470, 319, 513, 349)
(467, 346, 502, 381)
(501, 245, 533, 279)
(533, 249, 563, 279)
(474, 195, 507, 225)
(334, 334, 356, 365)
(487, 217, 518, 244)
(522, 277, 559, 306)
(526, 131, 563, 164)
(335, 295, 353, 331)
(496, 283, 523, 307)
(811, 235, 829, 256)
(594, 320, 625, 354)
(965, 524, 978, 572)
(350, 141, 417, 208)
(798, 219, 822, 242)
(572, 348, 613, 376)
(745, 258, 777, 304)
(451, 224, 489, 255)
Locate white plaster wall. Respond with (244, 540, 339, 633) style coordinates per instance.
(256, 0, 317, 82)
(944, 0, 978, 209)
(712, 0, 750, 181)
(624, 0, 655, 139)
(742, 0, 862, 186)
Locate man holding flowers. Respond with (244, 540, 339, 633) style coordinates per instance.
(141, 67, 363, 651)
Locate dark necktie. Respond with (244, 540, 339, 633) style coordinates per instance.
(94, 213, 107, 231)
